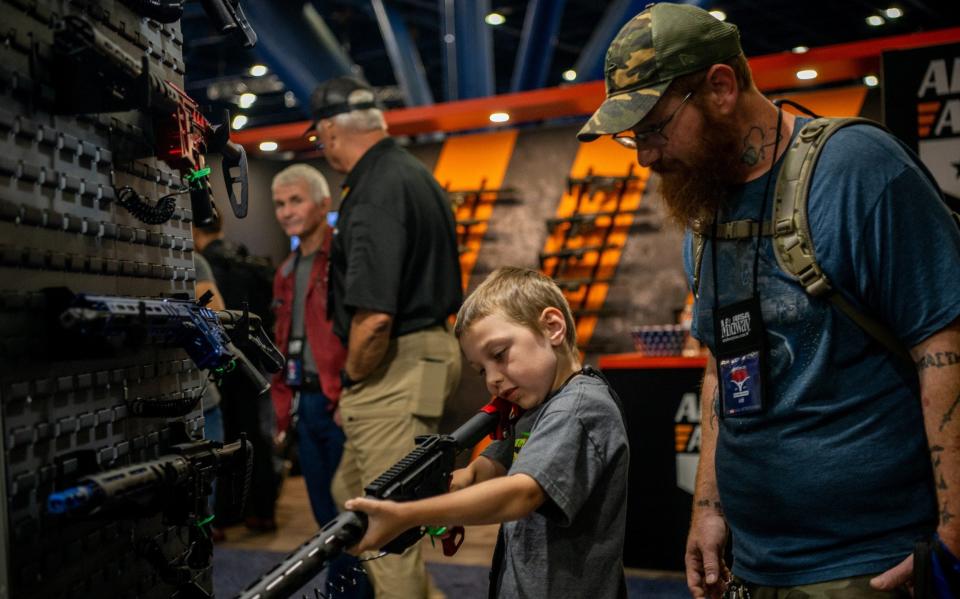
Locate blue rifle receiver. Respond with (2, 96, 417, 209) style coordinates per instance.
(58, 293, 282, 396)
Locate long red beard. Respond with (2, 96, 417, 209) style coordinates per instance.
(655, 108, 747, 228)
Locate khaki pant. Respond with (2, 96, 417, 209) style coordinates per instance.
(743, 574, 910, 598)
(332, 326, 461, 599)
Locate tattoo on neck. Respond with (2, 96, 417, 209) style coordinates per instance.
(916, 351, 960, 372)
(741, 125, 778, 166)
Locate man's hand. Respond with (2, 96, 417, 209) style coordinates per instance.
(344, 497, 409, 555)
(870, 554, 913, 593)
(332, 404, 343, 428)
(685, 511, 729, 599)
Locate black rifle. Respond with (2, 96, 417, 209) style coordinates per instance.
(121, 0, 258, 47)
(47, 432, 252, 521)
(235, 402, 506, 599)
(53, 15, 250, 225)
(56, 291, 283, 400)
(46, 423, 253, 599)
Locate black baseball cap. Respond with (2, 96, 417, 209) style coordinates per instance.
(305, 76, 379, 134)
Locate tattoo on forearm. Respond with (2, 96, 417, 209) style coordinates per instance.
(942, 503, 954, 526)
(695, 499, 723, 515)
(711, 388, 719, 431)
(932, 445, 944, 469)
(940, 391, 960, 432)
(931, 445, 951, 524)
(916, 351, 960, 372)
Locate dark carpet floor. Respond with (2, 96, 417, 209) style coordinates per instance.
(214, 547, 689, 598)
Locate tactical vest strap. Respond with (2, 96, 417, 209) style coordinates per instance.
(716, 219, 773, 240)
(690, 220, 771, 297)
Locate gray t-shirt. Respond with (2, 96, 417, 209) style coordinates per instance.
(481, 373, 629, 599)
(290, 251, 318, 374)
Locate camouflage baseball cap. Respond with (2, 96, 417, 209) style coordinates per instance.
(578, 3, 742, 142)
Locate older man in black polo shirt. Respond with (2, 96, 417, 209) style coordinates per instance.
(307, 76, 462, 599)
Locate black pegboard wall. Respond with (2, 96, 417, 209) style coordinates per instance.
(0, 1, 214, 598)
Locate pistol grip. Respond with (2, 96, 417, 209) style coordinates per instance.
(441, 526, 465, 556)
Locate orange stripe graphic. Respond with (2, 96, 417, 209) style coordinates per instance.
(433, 130, 518, 290)
(917, 101, 942, 114)
(675, 424, 694, 452)
(541, 137, 649, 349)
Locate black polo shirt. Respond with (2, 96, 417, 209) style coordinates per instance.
(329, 137, 463, 343)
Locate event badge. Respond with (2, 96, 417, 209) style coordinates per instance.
(285, 338, 304, 387)
(714, 298, 767, 417)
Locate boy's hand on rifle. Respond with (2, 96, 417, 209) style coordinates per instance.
(344, 497, 409, 555)
(448, 467, 476, 492)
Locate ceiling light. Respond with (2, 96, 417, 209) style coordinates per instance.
(231, 114, 248, 130)
(796, 69, 818, 80)
(709, 9, 727, 21)
(791, 46, 809, 54)
(485, 12, 505, 26)
(259, 141, 278, 152)
(249, 64, 268, 77)
(489, 112, 510, 123)
(884, 7, 903, 19)
(863, 75, 880, 87)
(866, 15, 885, 26)
(239, 92, 257, 108)
(562, 69, 577, 82)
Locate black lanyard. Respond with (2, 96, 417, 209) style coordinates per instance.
(711, 102, 786, 313)
(709, 104, 785, 418)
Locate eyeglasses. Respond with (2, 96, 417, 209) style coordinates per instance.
(612, 91, 693, 150)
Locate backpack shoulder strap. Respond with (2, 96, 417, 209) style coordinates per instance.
(772, 116, 913, 365)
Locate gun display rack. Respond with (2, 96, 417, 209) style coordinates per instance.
(0, 1, 258, 598)
(539, 166, 650, 341)
(448, 180, 518, 287)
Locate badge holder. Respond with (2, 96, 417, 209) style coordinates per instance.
(714, 297, 767, 417)
(285, 337, 305, 388)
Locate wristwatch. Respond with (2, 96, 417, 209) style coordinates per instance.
(340, 369, 359, 390)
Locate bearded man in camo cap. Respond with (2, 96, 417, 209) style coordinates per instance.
(581, 3, 960, 599)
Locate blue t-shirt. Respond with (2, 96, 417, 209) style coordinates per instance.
(683, 118, 960, 585)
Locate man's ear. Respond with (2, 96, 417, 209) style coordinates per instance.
(703, 63, 739, 116)
(539, 307, 567, 347)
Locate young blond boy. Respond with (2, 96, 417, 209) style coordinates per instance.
(346, 267, 629, 598)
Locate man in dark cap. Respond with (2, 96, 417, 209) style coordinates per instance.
(580, 3, 960, 599)
(305, 77, 463, 599)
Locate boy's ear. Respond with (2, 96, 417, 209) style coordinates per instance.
(539, 307, 567, 347)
